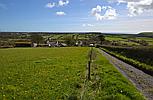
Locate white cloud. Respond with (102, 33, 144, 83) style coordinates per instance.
(45, 0, 69, 8)
(56, 11, 66, 16)
(82, 24, 94, 27)
(91, 5, 118, 21)
(115, 0, 153, 17)
(59, 0, 69, 6)
(104, 8, 117, 19)
(91, 5, 102, 15)
(82, 24, 86, 27)
(46, 2, 56, 8)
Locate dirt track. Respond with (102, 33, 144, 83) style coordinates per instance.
(99, 49, 153, 100)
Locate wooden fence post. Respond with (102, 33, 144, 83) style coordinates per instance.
(87, 47, 93, 80)
(88, 60, 91, 80)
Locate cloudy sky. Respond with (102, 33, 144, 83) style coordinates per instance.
(0, 0, 153, 33)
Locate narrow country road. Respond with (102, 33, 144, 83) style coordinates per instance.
(98, 49, 153, 100)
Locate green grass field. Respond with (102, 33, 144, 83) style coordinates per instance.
(105, 35, 153, 46)
(137, 37, 153, 45)
(0, 47, 145, 100)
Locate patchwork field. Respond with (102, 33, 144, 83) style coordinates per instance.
(105, 35, 153, 46)
(0, 47, 145, 100)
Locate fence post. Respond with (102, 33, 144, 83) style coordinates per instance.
(88, 47, 93, 80)
(88, 60, 91, 80)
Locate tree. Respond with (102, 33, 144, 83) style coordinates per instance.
(139, 40, 149, 46)
(64, 36, 75, 46)
(31, 34, 44, 44)
(97, 35, 105, 44)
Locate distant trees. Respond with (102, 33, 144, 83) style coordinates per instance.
(128, 39, 149, 46)
(97, 35, 105, 44)
(0, 40, 15, 48)
(64, 36, 75, 46)
(31, 34, 44, 44)
(138, 40, 149, 46)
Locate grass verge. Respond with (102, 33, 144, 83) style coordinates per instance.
(81, 48, 145, 100)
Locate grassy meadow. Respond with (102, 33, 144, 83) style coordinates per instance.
(0, 47, 145, 100)
(105, 35, 153, 46)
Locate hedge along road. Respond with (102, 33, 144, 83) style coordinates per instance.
(98, 49, 153, 100)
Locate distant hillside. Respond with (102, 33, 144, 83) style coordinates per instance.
(137, 32, 153, 37)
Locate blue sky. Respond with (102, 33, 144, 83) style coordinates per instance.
(0, 0, 153, 33)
